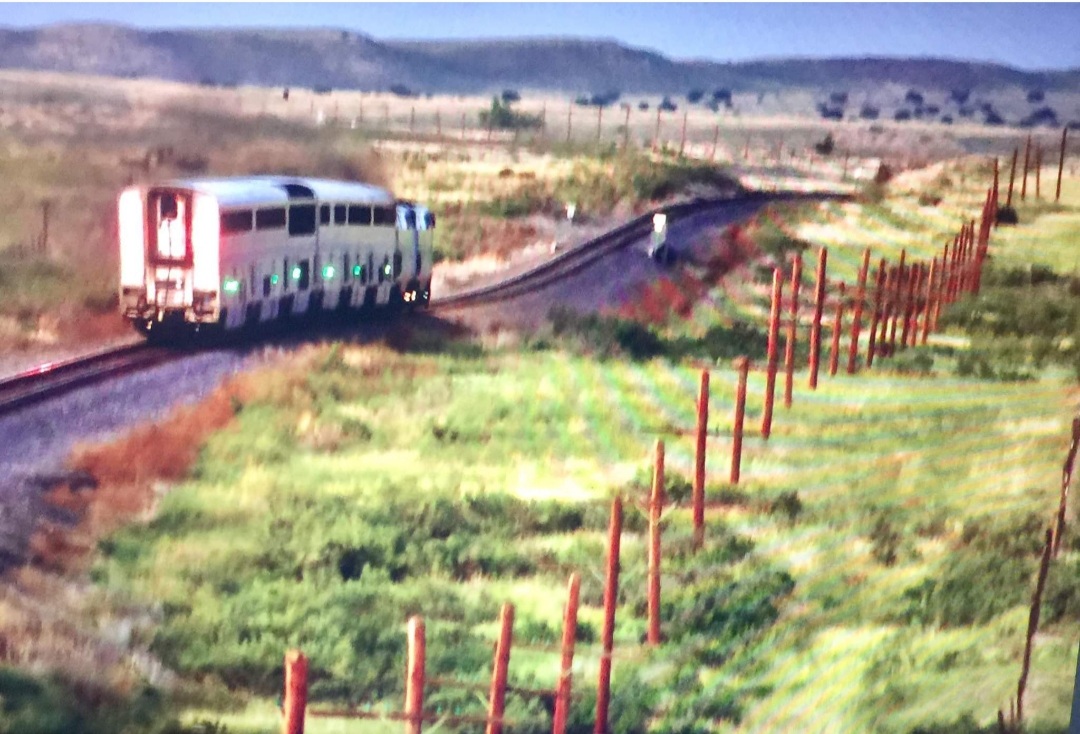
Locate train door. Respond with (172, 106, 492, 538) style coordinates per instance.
(145, 189, 194, 317)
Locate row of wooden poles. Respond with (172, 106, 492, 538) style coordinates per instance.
(1000, 128, 1071, 206)
(725, 176, 999, 484)
(998, 417, 1079, 732)
(280, 478, 688, 734)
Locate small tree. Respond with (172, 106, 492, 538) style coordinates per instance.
(687, 89, 705, 104)
(904, 89, 924, 106)
(501, 89, 521, 104)
(638, 100, 649, 111)
(659, 96, 677, 112)
(860, 105, 880, 120)
(1027, 89, 1045, 103)
(829, 91, 848, 106)
(814, 133, 835, 156)
(712, 88, 733, 106)
(950, 88, 971, 105)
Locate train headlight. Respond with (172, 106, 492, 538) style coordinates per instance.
(322, 265, 335, 280)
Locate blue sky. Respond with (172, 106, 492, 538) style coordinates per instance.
(4, 3, 1079, 71)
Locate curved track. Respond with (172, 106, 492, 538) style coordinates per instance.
(0, 191, 844, 418)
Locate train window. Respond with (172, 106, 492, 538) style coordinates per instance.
(159, 193, 178, 220)
(289, 204, 317, 236)
(348, 205, 372, 225)
(373, 206, 396, 226)
(334, 204, 347, 225)
(256, 208, 286, 230)
(367, 253, 374, 284)
(424, 212, 436, 229)
(221, 209, 253, 235)
(393, 250, 403, 278)
(319, 205, 331, 226)
(263, 275, 271, 297)
(403, 209, 417, 230)
(283, 258, 289, 291)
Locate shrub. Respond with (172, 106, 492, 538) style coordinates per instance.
(687, 89, 705, 104)
(500, 89, 521, 104)
(900, 548, 1033, 627)
(860, 105, 880, 120)
(1027, 89, 1045, 103)
(479, 97, 543, 131)
(658, 96, 677, 112)
(637, 100, 649, 111)
(814, 133, 835, 155)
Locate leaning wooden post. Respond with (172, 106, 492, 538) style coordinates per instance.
(992, 157, 1000, 227)
(1021, 133, 1032, 201)
(1057, 127, 1068, 203)
(847, 249, 871, 374)
(435, 111, 442, 138)
(566, 102, 573, 144)
(283, 650, 308, 734)
(731, 357, 750, 485)
(486, 604, 514, 734)
(809, 247, 828, 388)
(710, 123, 720, 162)
(922, 257, 937, 344)
(866, 259, 886, 367)
(461, 111, 467, 141)
(762, 268, 783, 439)
(692, 370, 709, 549)
(647, 440, 664, 646)
(594, 498, 623, 734)
(622, 105, 631, 149)
(783, 253, 803, 407)
(405, 617, 426, 734)
(829, 282, 846, 376)
(1055, 417, 1080, 557)
(596, 104, 603, 144)
(652, 107, 662, 151)
(1007, 147, 1018, 207)
(552, 574, 581, 734)
(1017, 529, 1054, 724)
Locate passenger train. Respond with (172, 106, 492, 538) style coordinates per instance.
(118, 176, 434, 339)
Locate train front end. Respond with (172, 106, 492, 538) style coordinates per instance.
(118, 185, 222, 337)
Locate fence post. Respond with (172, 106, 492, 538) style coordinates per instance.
(731, 357, 749, 484)
(596, 105, 603, 144)
(900, 262, 918, 349)
(1055, 417, 1080, 556)
(405, 617, 426, 734)
(623, 105, 631, 149)
(567, 103, 573, 144)
(693, 370, 709, 549)
(1057, 127, 1068, 203)
(647, 440, 664, 646)
(552, 574, 581, 734)
(1017, 529, 1054, 724)
(409, 106, 415, 134)
(784, 253, 803, 407)
(1021, 134, 1032, 201)
(282, 650, 308, 734)
(1007, 147, 1018, 207)
(809, 247, 828, 388)
(866, 259, 886, 367)
(847, 249, 871, 374)
(829, 282, 845, 376)
(595, 498, 623, 734)
(652, 107, 661, 151)
(992, 157, 1000, 227)
(461, 112, 467, 141)
(710, 123, 720, 162)
(486, 604, 514, 734)
(679, 110, 688, 157)
(762, 268, 783, 439)
(888, 250, 906, 355)
(1035, 145, 1043, 199)
(922, 258, 937, 344)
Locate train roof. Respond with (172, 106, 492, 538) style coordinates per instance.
(151, 176, 395, 208)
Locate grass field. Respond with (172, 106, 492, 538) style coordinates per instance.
(4, 68, 1080, 734)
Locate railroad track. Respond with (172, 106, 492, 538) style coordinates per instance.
(0, 342, 177, 415)
(0, 191, 843, 417)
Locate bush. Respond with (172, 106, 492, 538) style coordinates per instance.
(687, 89, 705, 104)
(899, 548, 1033, 627)
(500, 89, 521, 104)
(658, 96, 677, 112)
(479, 97, 542, 131)
(814, 133, 835, 156)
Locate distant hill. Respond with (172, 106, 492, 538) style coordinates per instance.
(0, 23, 1078, 99)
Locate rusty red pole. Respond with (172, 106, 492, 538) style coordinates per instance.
(692, 370, 709, 549)
(1007, 147, 1018, 207)
(486, 604, 514, 734)
(808, 248, 828, 388)
(887, 250, 906, 354)
(595, 497, 622, 734)
(922, 258, 937, 345)
(1057, 128, 1068, 203)
(405, 617, 426, 734)
(283, 650, 308, 734)
(949, 234, 961, 302)
(552, 574, 581, 734)
(731, 357, 749, 484)
(762, 268, 783, 439)
(828, 282, 845, 376)
(1016, 529, 1054, 724)
(1021, 133, 1032, 200)
(866, 259, 886, 367)
(1054, 417, 1080, 557)
(647, 440, 664, 646)
(847, 248, 871, 374)
(879, 265, 897, 359)
(783, 253, 803, 408)
(900, 261, 916, 349)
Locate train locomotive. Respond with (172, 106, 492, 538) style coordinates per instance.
(118, 176, 434, 339)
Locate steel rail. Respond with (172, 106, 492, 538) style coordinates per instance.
(0, 342, 177, 415)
